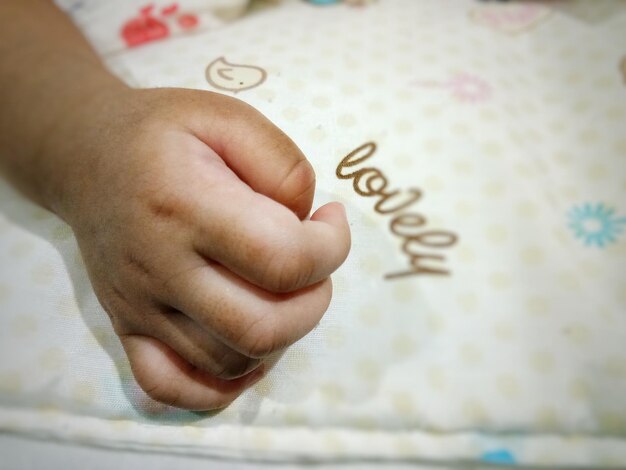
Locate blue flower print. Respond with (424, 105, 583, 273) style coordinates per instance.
(481, 449, 517, 464)
(568, 202, 626, 248)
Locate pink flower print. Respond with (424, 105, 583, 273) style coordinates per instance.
(411, 73, 492, 104)
(447, 73, 492, 103)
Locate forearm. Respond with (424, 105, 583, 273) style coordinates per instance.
(0, 0, 127, 211)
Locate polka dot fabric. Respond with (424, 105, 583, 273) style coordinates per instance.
(1, 0, 626, 467)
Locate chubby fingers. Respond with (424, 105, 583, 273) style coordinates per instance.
(193, 182, 351, 293)
(160, 256, 334, 358)
(120, 334, 265, 411)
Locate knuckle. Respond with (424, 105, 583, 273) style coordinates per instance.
(234, 315, 280, 358)
(262, 243, 315, 293)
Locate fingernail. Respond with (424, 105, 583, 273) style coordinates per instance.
(244, 364, 266, 386)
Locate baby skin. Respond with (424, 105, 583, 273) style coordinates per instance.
(0, 1, 350, 410)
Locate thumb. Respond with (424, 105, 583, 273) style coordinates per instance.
(191, 91, 315, 219)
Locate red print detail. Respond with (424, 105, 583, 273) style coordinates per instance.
(161, 3, 179, 16)
(177, 14, 198, 30)
(121, 3, 199, 48)
(121, 4, 170, 47)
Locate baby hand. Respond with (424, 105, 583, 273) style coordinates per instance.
(48, 88, 351, 410)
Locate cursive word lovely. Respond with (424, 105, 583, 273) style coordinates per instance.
(336, 142, 458, 279)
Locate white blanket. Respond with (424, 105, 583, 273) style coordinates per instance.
(1, 0, 626, 466)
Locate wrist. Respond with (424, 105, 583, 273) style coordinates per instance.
(36, 72, 132, 222)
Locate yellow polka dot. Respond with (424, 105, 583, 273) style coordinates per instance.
(391, 334, 416, 358)
(481, 141, 503, 158)
(422, 104, 441, 117)
(319, 382, 344, 404)
(578, 128, 600, 145)
(416, 171, 444, 191)
(478, 109, 498, 124)
(251, 430, 273, 450)
(393, 153, 413, 168)
(340, 83, 360, 96)
(557, 270, 581, 291)
(308, 126, 326, 142)
(39, 347, 66, 371)
(283, 410, 308, 426)
(514, 162, 538, 179)
(287, 79, 305, 91)
(489, 271, 512, 290)
(563, 323, 591, 344)
(181, 425, 204, 440)
(312, 95, 331, 109)
(427, 313, 446, 333)
(568, 378, 589, 401)
(322, 433, 346, 454)
(281, 107, 300, 121)
(358, 305, 382, 326)
(395, 119, 414, 134)
(72, 382, 97, 404)
(0, 282, 12, 303)
(605, 357, 626, 378)
(360, 254, 381, 274)
(521, 246, 545, 265)
(457, 292, 478, 312)
(606, 107, 625, 122)
(451, 122, 470, 135)
(599, 413, 626, 433)
(422, 139, 443, 154)
(482, 181, 506, 198)
(315, 68, 334, 80)
(351, 416, 377, 430)
(31, 263, 55, 285)
(493, 320, 516, 340)
(485, 224, 508, 243)
(325, 328, 345, 349)
(427, 366, 447, 391)
(461, 399, 487, 424)
(337, 114, 357, 127)
(0, 371, 22, 393)
(367, 100, 386, 112)
(356, 358, 382, 382)
(391, 391, 414, 415)
(459, 343, 483, 365)
(530, 350, 554, 374)
(586, 163, 608, 182)
(109, 419, 133, 432)
(454, 200, 475, 217)
(392, 282, 415, 303)
(457, 245, 476, 263)
(393, 436, 417, 456)
(452, 159, 474, 175)
(535, 406, 559, 429)
(11, 314, 38, 336)
(526, 296, 550, 316)
(495, 373, 520, 398)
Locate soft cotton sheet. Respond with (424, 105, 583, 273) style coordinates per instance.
(1, 0, 625, 467)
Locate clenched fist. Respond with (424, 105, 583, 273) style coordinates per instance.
(43, 88, 351, 410)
